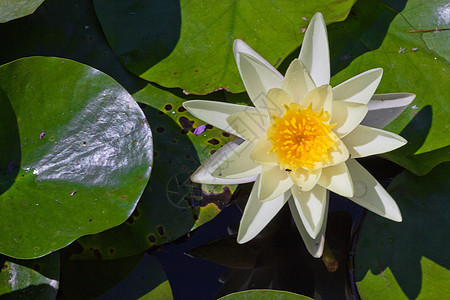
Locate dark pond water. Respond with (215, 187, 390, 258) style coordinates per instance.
(148, 157, 401, 300)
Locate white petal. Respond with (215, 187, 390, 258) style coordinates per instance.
(259, 165, 294, 202)
(299, 13, 330, 86)
(234, 39, 283, 79)
(237, 177, 291, 244)
(212, 141, 262, 179)
(327, 137, 349, 166)
(249, 138, 278, 166)
(289, 168, 321, 192)
(234, 40, 284, 109)
(362, 93, 416, 128)
(265, 88, 292, 118)
(289, 193, 328, 258)
(299, 85, 333, 114)
(191, 139, 257, 185)
(282, 59, 316, 102)
(226, 109, 269, 143)
(183, 100, 253, 138)
(346, 159, 402, 222)
(291, 185, 328, 238)
(333, 68, 383, 104)
(331, 101, 368, 138)
(341, 125, 407, 158)
(318, 162, 354, 197)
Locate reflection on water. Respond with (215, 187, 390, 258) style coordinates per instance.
(154, 189, 366, 299)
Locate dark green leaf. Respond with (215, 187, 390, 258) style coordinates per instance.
(0, 0, 144, 93)
(59, 250, 171, 299)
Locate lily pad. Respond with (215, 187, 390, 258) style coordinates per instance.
(0, 252, 59, 299)
(94, 0, 356, 94)
(355, 163, 450, 299)
(71, 84, 236, 260)
(331, 0, 450, 175)
(218, 290, 313, 300)
(0, 56, 152, 259)
(0, 0, 44, 23)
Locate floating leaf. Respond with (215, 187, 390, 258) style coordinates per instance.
(94, 0, 356, 94)
(355, 163, 450, 299)
(218, 289, 313, 300)
(0, 57, 152, 259)
(331, 0, 450, 175)
(0, 0, 44, 23)
(0, 252, 59, 299)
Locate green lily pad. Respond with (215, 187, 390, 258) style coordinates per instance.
(0, 252, 59, 299)
(71, 84, 236, 260)
(0, 56, 152, 259)
(331, 0, 450, 175)
(355, 163, 450, 299)
(94, 0, 356, 94)
(0, 0, 44, 23)
(218, 290, 313, 300)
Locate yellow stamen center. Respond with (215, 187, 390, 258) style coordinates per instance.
(267, 103, 336, 171)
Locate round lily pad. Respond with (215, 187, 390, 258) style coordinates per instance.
(0, 56, 153, 259)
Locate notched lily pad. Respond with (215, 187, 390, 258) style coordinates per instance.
(0, 56, 153, 259)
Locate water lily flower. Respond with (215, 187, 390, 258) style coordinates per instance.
(183, 13, 414, 257)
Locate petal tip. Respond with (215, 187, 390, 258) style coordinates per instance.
(236, 236, 247, 244)
(311, 12, 325, 23)
(190, 171, 205, 184)
(388, 209, 403, 222)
